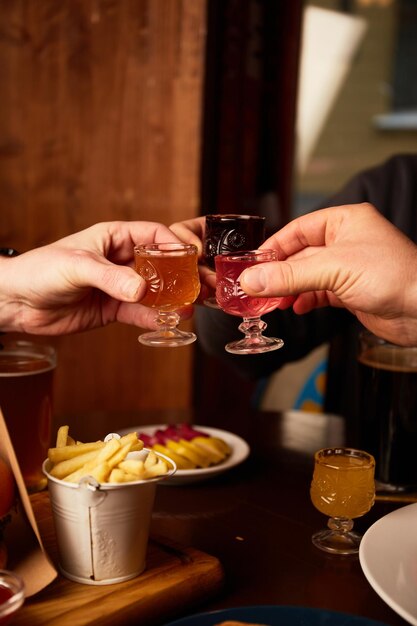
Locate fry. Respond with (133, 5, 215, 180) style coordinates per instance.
(56, 425, 69, 448)
(50, 449, 102, 479)
(48, 441, 105, 464)
(87, 462, 111, 484)
(143, 459, 169, 478)
(107, 443, 133, 469)
(62, 438, 121, 482)
(47, 427, 172, 485)
(109, 468, 140, 483)
(120, 432, 143, 449)
(118, 459, 145, 476)
(144, 450, 158, 468)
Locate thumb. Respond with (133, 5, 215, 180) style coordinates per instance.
(240, 253, 336, 297)
(75, 257, 147, 302)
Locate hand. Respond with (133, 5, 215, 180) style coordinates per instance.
(170, 216, 216, 299)
(239, 203, 417, 346)
(0, 220, 189, 335)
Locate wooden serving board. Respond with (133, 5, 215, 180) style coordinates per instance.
(14, 492, 224, 626)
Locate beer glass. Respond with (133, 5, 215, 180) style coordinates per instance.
(203, 214, 266, 307)
(0, 340, 56, 493)
(357, 331, 417, 491)
(215, 249, 284, 354)
(310, 447, 375, 555)
(134, 243, 200, 347)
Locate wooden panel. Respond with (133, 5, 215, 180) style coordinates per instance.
(0, 0, 207, 424)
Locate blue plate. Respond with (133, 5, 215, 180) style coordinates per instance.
(163, 605, 389, 626)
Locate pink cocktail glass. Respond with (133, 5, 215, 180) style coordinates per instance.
(215, 249, 284, 354)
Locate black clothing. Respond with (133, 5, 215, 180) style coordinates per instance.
(196, 154, 417, 430)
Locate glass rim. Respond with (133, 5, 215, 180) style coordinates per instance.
(205, 214, 266, 221)
(0, 340, 57, 374)
(314, 447, 375, 469)
(0, 569, 25, 617)
(214, 249, 277, 262)
(134, 243, 198, 255)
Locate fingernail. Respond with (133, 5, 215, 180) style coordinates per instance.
(122, 277, 142, 300)
(242, 267, 266, 292)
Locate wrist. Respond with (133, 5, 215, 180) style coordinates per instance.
(0, 249, 20, 336)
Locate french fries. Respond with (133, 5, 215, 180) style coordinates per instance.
(47, 425, 173, 484)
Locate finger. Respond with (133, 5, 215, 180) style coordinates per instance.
(169, 219, 205, 255)
(239, 251, 341, 298)
(260, 205, 355, 258)
(115, 302, 159, 329)
(71, 255, 148, 302)
(115, 303, 195, 329)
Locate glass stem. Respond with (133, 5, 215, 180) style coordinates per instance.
(327, 516, 354, 534)
(238, 317, 266, 341)
(156, 311, 180, 334)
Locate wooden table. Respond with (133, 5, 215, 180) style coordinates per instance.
(27, 409, 410, 625)
(149, 409, 409, 625)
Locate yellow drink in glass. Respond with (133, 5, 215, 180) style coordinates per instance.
(310, 448, 375, 555)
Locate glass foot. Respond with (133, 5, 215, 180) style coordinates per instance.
(225, 335, 284, 355)
(138, 329, 197, 347)
(312, 528, 362, 555)
(203, 296, 220, 309)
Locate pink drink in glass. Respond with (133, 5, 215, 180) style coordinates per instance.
(216, 255, 282, 318)
(215, 249, 284, 355)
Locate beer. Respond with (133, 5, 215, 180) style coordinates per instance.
(357, 342, 417, 489)
(204, 214, 266, 270)
(0, 341, 56, 493)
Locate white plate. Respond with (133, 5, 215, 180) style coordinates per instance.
(359, 502, 417, 625)
(117, 424, 250, 486)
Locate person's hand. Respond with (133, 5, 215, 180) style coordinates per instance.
(169, 216, 216, 299)
(0, 220, 190, 335)
(239, 203, 417, 346)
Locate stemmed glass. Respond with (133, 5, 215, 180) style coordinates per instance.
(310, 447, 375, 555)
(203, 214, 266, 308)
(134, 243, 200, 347)
(214, 249, 284, 354)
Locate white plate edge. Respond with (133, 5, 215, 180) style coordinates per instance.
(118, 424, 250, 482)
(359, 502, 417, 626)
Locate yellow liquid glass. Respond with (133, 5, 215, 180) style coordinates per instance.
(310, 447, 375, 555)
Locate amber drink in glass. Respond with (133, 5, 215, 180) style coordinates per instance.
(0, 340, 56, 493)
(134, 243, 200, 347)
(310, 447, 375, 555)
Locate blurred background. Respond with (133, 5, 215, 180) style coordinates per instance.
(0, 0, 416, 434)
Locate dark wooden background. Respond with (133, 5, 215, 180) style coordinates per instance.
(0, 0, 301, 437)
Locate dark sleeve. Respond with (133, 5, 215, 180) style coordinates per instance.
(195, 303, 351, 380)
(317, 153, 417, 240)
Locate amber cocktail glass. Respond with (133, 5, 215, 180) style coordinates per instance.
(134, 243, 200, 347)
(310, 447, 375, 555)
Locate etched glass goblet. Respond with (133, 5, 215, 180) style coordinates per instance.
(203, 214, 266, 308)
(134, 243, 200, 347)
(215, 249, 284, 354)
(310, 447, 375, 555)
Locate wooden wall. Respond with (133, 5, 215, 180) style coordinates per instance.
(0, 0, 207, 429)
